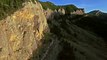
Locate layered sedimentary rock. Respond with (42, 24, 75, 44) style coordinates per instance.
(0, 1, 48, 60)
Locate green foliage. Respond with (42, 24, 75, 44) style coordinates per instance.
(40, 1, 57, 10)
(58, 5, 78, 14)
(40, 1, 78, 14)
(0, 0, 77, 20)
(0, 0, 25, 20)
(0, 0, 39, 20)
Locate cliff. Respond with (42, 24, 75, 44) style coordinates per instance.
(0, 1, 107, 60)
(0, 1, 48, 60)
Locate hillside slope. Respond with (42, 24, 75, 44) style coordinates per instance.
(42, 14, 107, 60)
(30, 10, 107, 60)
(70, 14, 107, 41)
(0, 1, 107, 60)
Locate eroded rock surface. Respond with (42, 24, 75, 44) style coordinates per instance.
(0, 1, 48, 60)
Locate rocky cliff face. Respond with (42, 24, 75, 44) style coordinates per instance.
(0, 1, 48, 60)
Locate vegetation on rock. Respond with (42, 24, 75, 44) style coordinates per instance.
(40, 1, 78, 14)
(0, 0, 39, 20)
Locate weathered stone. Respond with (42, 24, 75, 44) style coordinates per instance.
(44, 8, 54, 19)
(71, 9, 84, 15)
(58, 8, 65, 15)
(0, 1, 48, 60)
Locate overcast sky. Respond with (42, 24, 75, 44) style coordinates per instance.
(40, 0, 107, 13)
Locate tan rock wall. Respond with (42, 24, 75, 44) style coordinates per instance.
(0, 1, 48, 60)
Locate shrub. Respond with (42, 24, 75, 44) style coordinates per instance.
(0, 0, 39, 20)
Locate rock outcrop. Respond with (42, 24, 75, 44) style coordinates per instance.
(71, 8, 84, 15)
(44, 8, 54, 19)
(58, 8, 65, 15)
(44, 8, 65, 20)
(0, 1, 48, 60)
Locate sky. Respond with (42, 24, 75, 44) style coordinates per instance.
(40, 0, 107, 13)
